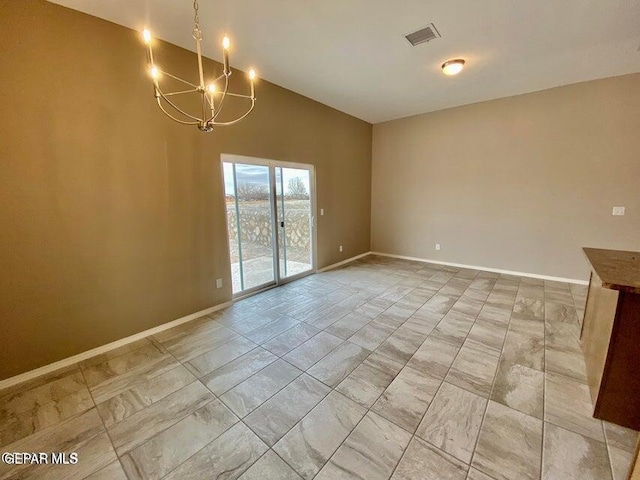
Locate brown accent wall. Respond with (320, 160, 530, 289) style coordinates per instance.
(0, 1, 372, 379)
(372, 74, 640, 280)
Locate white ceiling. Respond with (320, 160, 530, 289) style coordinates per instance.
(50, 0, 640, 123)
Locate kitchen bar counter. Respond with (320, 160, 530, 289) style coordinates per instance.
(581, 247, 640, 430)
(583, 247, 640, 293)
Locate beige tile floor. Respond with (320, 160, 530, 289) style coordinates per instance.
(1, 255, 638, 480)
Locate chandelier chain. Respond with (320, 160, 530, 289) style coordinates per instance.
(192, 0, 202, 41)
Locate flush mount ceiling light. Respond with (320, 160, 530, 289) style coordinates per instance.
(142, 0, 256, 132)
(441, 59, 465, 76)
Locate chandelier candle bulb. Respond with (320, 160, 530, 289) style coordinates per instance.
(149, 66, 159, 90)
(249, 69, 256, 98)
(208, 92, 215, 116)
(223, 36, 230, 74)
(143, 29, 155, 65)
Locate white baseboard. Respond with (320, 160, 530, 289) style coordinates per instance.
(318, 251, 372, 272)
(0, 301, 233, 392)
(370, 251, 589, 285)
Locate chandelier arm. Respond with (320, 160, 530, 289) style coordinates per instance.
(210, 99, 256, 126)
(157, 89, 203, 121)
(162, 88, 200, 97)
(157, 69, 199, 89)
(220, 91, 253, 99)
(155, 97, 200, 125)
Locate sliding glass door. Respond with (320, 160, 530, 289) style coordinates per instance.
(223, 162, 276, 294)
(275, 167, 313, 279)
(223, 156, 315, 296)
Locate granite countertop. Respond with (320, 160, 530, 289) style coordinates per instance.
(583, 247, 640, 294)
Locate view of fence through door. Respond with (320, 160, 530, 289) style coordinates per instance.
(222, 157, 315, 295)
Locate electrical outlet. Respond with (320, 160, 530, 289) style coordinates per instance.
(435, 243, 441, 251)
(320, 208, 324, 216)
(612, 206, 626, 216)
(216, 278, 223, 289)
(339, 245, 343, 252)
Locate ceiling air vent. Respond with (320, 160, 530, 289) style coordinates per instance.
(404, 23, 441, 46)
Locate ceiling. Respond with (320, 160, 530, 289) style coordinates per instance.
(50, 0, 640, 123)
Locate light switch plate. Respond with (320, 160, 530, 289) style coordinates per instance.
(216, 278, 223, 288)
(612, 206, 626, 216)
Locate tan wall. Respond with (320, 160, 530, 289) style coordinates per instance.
(372, 74, 640, 281)
(0, 1, 372, 380)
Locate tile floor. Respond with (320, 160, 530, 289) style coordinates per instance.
(1, 255, 638, 480)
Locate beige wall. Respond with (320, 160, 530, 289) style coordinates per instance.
(0, 1, 372, 380)
(372, 74, 640, 281)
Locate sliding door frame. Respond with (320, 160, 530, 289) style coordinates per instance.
(220, 154, 318, 299)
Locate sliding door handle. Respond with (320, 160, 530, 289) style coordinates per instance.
(280, 221, 285, 228)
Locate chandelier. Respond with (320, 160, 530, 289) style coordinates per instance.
(141, 0, 256, 132)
